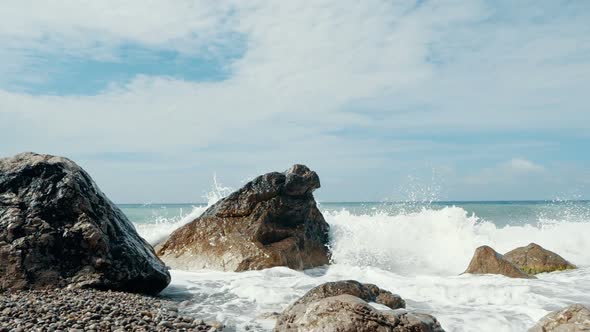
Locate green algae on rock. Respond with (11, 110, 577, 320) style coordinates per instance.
(504, 243, 576, 275)
(463, 245, 534, 279)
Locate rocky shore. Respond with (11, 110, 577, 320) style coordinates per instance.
(1, 152, 586, 331)
(0, 288, 220, 332)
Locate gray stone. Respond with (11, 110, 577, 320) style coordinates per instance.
(0, 153, 170, 294)
(290, 280, 405, 310)
(275, 281, 443, 332)
(529, 304, 590, 332)
(275, 295, 444, 332)
(158, 321, 173, 328)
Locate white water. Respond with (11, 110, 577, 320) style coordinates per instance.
(134, 176, 231, 245)
(134, 205, 590, 332)
(327, 206, 590, 275)
(134, 206, 206, 245)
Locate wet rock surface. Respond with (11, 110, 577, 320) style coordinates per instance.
(0, 152, 170, 294)
(274, 281, 444, 332)
(528, 303, 590, 332)
(464, 245, 534, 279)
(289, 280, 406, 310)
(504, 243, 576, 275)
(158, 164, 330, 271)
(0, 288, 220, 332)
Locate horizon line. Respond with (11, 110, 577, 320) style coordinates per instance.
(115, 199, 590, 205)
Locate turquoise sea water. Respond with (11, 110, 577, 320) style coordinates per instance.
(120, 200, 590, 227)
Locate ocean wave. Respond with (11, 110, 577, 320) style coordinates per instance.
(326, 206, 590, 275)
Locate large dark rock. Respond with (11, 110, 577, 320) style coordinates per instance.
(157, 164, 330, 271)
(464, 245, 534, 279)
(504, 243, 576, 275)
(274, 280, 444, 332)
(529, 304, 590, 332)
(0, 153, 170, 294)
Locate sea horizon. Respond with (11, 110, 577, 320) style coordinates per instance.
(117, 199, 590, 205)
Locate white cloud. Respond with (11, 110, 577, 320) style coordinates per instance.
(504, 158, 545, 173)
(1, 0, 482, 153)
(0, 0, 233, 54)
(0, 0, 588, 201)
(462, 158, 546, 187)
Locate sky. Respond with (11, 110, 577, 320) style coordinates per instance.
(0, 0, 589, 203)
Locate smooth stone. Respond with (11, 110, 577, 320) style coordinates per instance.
(504, 243, 576, 275)
(464, 245, 534, 279)
(275, 280, 442, 332)
(529, 304, 590, 332)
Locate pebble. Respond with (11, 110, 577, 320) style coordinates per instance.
(0, 288, 220, 331)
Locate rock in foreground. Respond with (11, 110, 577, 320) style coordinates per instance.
(274, 280, 444, 332)
(528, 304, 590, 332)
(158, 164, 330, 271)
(504, 243, 576, 275)
(464, 245, 534, 279)
(287, 280, 406, 310)
(0, 153, 170, 294)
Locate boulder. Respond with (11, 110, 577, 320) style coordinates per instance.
(157, 164, 330, 271)
(288, 280, 406, 310)
(274, 281, 444, 332)
(464, 245, 534, 279)
(529, 304, 590, 332)
(0, 153, 170, 294)
(504, 243, 576, 275)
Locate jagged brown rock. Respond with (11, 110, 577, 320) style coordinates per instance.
(464, 245, 534, 279)
(528, 304, 590, 332)
(504, 243, 576, 275)
(0, 153, 170, 294)
(274, 281, 444, 332)
(157, 164, 330, 271)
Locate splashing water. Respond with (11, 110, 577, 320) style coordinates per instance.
(205, 173, 233, 206)
(123, 179, 590, 332)
(326, 205, 590, 275)
(156, 204, 590, 332)
(131, 175, 234, 245)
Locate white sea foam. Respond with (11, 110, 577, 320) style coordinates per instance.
(133, 206, 206, 245)
(165, 266, 590, 332)
(134, 175, 233, 245)
(134, 205, 590, 332)
(326, 206, 590, 275)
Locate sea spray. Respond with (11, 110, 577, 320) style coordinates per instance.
(133, 206, 206, 245)
(327, 206, 590, 275)
(133, 175, 234, 245)
(124, 189, 590, 331)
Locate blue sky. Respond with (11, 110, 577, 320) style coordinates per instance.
(0, 0, 588, 202)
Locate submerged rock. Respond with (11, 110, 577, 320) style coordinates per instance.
(157, 164, 330, 271)
(464, 245, 534, 279)
(504, 243, 576, 275)
(528, 304, 590, 332)
(274, 281, 444, 332)
(0, 153, 170, 294)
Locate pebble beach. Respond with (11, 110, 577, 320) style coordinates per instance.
(0, 288, 220, 332)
